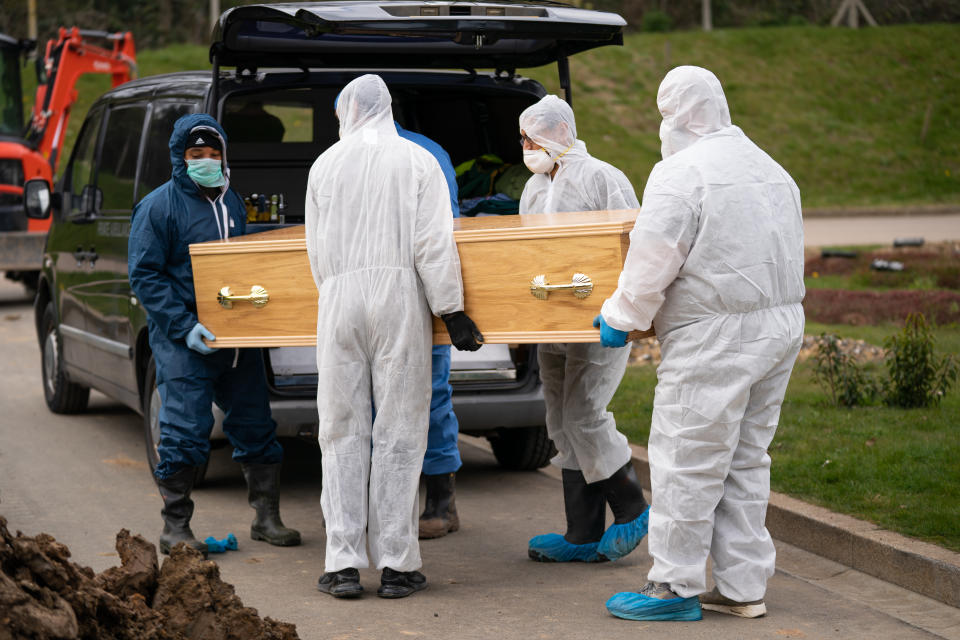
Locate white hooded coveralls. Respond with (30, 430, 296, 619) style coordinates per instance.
(305, 74, 464, 572)
(519, 95, 640, 484)
(601, 66, 805, 601)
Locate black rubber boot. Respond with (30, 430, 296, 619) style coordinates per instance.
(317, 568, 363, 599)
(562, 468, 608, 544)
(602, 461, 648, 524)
(241, 462, 301, 546)
(157, 466, 208, 557)
(377, 567, 428, 599)
(528, 468, 608, 563)
(418, 472, 459, 539)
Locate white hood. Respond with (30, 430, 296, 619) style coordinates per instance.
(335, 74, 396, 140)
(657, 65, 734, 159)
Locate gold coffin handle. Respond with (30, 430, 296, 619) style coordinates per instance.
(530, 273, 593, 300)
(218, 285, 269, 309)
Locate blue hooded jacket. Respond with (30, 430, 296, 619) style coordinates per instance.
(395, 122, 459, 218)
(128, 113, 246, 344)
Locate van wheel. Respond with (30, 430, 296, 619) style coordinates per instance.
(143, 355, 209, 486)
(40, 302, 90, 413)
(487, 425, 555, 471)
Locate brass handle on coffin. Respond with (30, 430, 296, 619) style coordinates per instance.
(530, 273, 593, 300)
(218, 285, 269, 309)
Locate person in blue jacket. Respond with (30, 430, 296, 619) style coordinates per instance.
(395, 120, 463, 540)
(129, 113, 300, 557)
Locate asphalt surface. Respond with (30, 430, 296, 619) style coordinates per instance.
(802, 213, 960, 247)
(1, 251, 959, 639)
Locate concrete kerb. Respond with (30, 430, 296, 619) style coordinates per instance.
(803, 204, 960, 218)
(626, 443, 960, 609)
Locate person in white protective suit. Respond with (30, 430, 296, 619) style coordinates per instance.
(597, 66, 805, 622)
(519, 95, 651, 565)
(305, 74, 483, 600)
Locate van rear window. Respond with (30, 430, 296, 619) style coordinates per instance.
(223, 83, 536, 224)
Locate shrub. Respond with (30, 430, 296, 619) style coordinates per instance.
(882, 313, 958, 408)
(642, 9, 673, 32)
(812, 333, 877, 407)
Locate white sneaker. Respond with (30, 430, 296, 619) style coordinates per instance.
(699, 587, 766, 618)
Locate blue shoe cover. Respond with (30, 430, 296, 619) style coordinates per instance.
(598, 506, 650, 561)
(203, 533, 238, 553)
(528, 533, 605, 563)
(606, 591, 702, 621)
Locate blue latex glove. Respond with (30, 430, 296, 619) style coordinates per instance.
(203, 533, 238, 553)
(593, 315, 629, 348)
(186, 322, 216, 354)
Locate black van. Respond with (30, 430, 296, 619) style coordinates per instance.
(24, 1, 626, 480)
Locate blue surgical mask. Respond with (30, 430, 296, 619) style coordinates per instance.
(185, 158, 226, 188)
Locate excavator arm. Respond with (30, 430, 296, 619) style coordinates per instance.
(25, 27, 136, 174)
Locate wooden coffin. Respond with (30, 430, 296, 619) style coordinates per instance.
(188, 210, 654, 347)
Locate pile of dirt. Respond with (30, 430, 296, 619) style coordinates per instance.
(802, 288, 960, 325)
(0, 516, 298, 640)
(629, 334, 885, 367)
(795, 335, 885, 363)
(628, 337, 661, 365)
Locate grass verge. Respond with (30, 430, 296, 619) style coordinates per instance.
(610, 322, 960, 551)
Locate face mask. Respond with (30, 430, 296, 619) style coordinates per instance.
(186, 158, 225, 188)
(523, 148, 556, 174)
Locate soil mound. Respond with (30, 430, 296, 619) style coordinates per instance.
(0, 516, 298, 640)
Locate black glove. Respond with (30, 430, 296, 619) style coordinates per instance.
(441, 311, 484, 351)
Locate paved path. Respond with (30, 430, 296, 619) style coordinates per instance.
(2, 277, 959, 639)
(803, 213, 960, 247)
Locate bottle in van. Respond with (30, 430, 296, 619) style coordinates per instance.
(257, 193, 268, 222)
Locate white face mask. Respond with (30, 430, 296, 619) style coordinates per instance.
(524, 148, 556, 174)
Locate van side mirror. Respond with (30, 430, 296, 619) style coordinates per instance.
(24, 179, 51, 220)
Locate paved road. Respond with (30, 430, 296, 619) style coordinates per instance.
(803, 213, 960, 247)
(2, 276, 959, 639)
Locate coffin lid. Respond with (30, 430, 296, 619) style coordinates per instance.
(211, 1, 625, 72)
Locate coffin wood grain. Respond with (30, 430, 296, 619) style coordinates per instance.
(189, 211, 655, 347)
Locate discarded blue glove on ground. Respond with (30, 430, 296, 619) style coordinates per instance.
(204, 533, 238, 553)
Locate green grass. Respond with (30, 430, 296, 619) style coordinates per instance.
(772, 358, 959, 551)
(804, 272, 959, 291)
(22, 26, 960, 208)
(524, 24, 960, 208)
(610, 321, 960, 551)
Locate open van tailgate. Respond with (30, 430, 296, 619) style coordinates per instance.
(213, 1, 625, 71)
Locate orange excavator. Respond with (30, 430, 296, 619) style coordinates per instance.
(0, 27, 135, 288)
